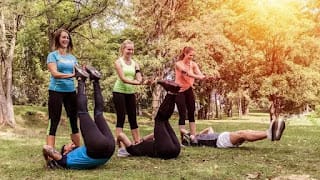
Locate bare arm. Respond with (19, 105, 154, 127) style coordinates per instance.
(48, 63, 75, 79)
(141, 133, 154, 141)
(180, 128, 190, 135)
(135, 63, 143, 83)
(43, 145, 62, 161)
(198, 127, 214, 135)
(117, 132, 133, 148)
(189, 62, 205, 80)
(175, 61, 205, 80)
(115, 60, 141, 85)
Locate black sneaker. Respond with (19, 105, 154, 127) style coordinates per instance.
(85, 65, 101, 80)
(74, 64, 89, 79)
(157, 80, 181, 94)
(275, 118, 286, 141)
(47, 160, 63, 169)
(181, 133, 191, 146)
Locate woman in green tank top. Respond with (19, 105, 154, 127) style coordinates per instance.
(112, 40, 143, 156)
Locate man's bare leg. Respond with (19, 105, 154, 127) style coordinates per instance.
(229, 130, 267, 145)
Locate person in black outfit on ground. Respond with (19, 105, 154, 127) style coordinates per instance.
(117, 80, 181, 159)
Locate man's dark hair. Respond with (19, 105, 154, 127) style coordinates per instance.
(60, 145, 66, 155)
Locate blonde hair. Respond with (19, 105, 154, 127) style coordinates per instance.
(119, 39, 134, 56)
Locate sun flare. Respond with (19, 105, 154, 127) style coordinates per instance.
(251, 0, 307, 22)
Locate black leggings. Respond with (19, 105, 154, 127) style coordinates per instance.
(113, 92, 138, 129)
(77, 80, 115, 159)
(126, 94, 181, 159)
(175, 87, 195, 125)
(47, 90, 78, 136)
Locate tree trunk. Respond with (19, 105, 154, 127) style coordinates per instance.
(44, 0, 55, 51)
(238, 96, 242, 118)
(269, 96, 281, 121)
(224, 98, 233, 117)
(214, 92, 219, 119)
(241, 97, 250, 116)
(0, 10, 17, 127)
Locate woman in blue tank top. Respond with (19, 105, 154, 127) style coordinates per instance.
(46, 29, 80, 153)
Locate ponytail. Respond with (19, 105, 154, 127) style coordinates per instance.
(179, 46, 194, 60)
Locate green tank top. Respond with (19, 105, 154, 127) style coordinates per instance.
(113, 57, 136, 94)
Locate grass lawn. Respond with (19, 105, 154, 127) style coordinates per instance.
(0, 106, 319, 180)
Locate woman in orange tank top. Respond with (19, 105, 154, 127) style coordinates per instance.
(175, 46, 206, 143)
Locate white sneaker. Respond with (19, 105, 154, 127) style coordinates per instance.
(117, 148, 130, 157)
(275, 118, 286, 141)
(267, 120, 277, 141)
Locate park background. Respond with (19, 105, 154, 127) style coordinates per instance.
(0, 0, 320, 179)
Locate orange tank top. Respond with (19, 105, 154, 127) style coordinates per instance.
(175, 61, 195, 92)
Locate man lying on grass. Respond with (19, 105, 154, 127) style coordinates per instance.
(180, 118, 285, 148)
(117, 80, 181, 159)
(42, 65, 115, 169)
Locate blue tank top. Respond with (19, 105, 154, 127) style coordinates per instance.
(66, 146, 109, 169)
(47, 51, 77, 92)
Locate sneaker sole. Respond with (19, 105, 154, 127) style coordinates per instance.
(86, 65, 101, 79)
(275, 119, 285, 141)
(117, 154, 129, 157)
(271, 120, 277, 141)
(74, 65, 89, 78)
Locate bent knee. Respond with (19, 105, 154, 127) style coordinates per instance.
(159, 147, 181, 159)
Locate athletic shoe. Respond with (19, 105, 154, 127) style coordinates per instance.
(267, 120, 277, 141)
(275, 118, 286, 141)
(117, 147, 130, 157)
(46, 160, 63, 169)
(181, 133, 191, 146)
(157, 80, 181, 94)
(85, 65, 102, 80)
(74, 64, 89, 79)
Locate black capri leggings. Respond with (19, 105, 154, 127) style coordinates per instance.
(126, 94, 181, 159)
(47, 90, 79, 136)
(175, 87, 195, 125)
(77, 80, 115, 159)
(113, 92, 138, 129)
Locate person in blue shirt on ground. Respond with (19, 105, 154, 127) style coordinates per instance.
(46, 29, 80, 150)
(43, 65, 115, 169)
(180, 118, 286, 148)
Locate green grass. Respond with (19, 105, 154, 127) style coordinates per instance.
(0, 106, 319, 180)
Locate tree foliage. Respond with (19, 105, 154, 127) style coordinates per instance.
(2, 0, 320, 126)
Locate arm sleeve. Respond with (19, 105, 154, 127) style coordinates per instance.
(47, 52, 57, 64)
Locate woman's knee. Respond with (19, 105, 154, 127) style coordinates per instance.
(105, 141, 116, 157)
(159, 145, 181, 159)
(91, 140, 115, 158)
